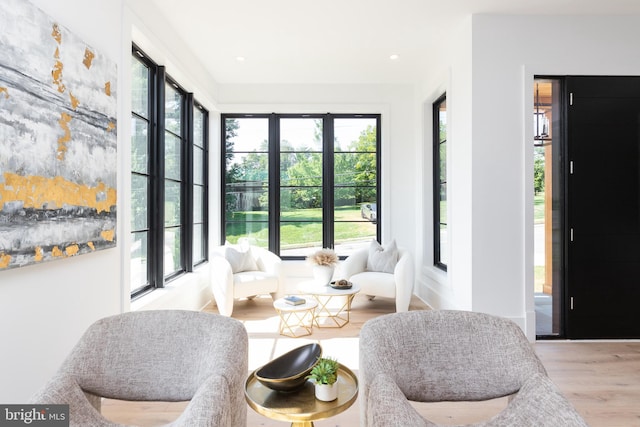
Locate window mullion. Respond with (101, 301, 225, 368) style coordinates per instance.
(184, 93, 194, 271)
(202, 107, 209, 263)
(323, 114, 334, 248)
(269, 113, 279, 255)
(220, 115, 228, 247)
(375, 116, 382, 240)
(154, 66, 166, 286)
(198, 104, 210, 264)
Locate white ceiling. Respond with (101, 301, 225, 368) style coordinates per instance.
(144, 0, 640, 85)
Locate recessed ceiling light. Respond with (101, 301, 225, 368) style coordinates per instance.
(389, 54, 400, 61)
(236, 56, 245, 62)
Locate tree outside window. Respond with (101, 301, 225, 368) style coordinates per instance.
(222, 114, 380, 258)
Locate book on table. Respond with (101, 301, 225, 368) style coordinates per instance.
(284, 295, 306, 306)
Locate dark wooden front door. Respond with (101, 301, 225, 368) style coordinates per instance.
(566, 76, 640, 338)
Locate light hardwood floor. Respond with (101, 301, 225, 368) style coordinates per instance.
(102, 295, 640, 426)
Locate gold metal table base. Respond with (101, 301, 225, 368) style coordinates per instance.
(296, 282, 361, 329)
(274, 300, 317, 338)
(311, 293, 356, 328)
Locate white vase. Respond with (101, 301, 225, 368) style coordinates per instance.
(314, 382, 338, 401)
(312, 265, 335, 285)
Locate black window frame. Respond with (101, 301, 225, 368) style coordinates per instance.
(130, 45, 208, 299)
(191, 101, 209, 267)
(221, 113, 381, 259)
(162, 76, 187, 281)
(433, 93, 448, 271)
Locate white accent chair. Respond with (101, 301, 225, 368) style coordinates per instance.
(211, 244, 282, 316)
(336, 246, 414, 312)
(31, 310, 248, 427)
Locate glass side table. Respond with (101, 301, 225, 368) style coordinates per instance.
(245, 364, 358, 427)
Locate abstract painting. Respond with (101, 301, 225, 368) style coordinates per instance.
(0, 0, 117, 270)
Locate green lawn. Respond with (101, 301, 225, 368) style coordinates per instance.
(534, 193, 545, 224)
(225, 206, 375, 248)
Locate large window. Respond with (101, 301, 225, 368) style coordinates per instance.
(433, 94, 448, 270)
(130, 46, 208, 298)
(223, 114, 380, 258)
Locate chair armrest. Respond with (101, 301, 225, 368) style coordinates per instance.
(393, 249, 415, 312)
(487, 373, 588, 427)
(363, 374, 429, 427)
(31, 373, 115, 427)
(171, 374, 243, 427)
(252, 246, 282, 297)
(336, 248, 368, 279)
(210, 252, 235, 316)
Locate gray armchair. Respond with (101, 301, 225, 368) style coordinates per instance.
(359, 310, 588, 427)
(31, 310, 248, 427)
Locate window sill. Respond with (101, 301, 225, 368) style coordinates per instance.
(131, 264, 210, 312)
(422, 264, 449, 289)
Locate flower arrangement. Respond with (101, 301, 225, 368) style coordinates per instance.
(306, 248, 338, 266)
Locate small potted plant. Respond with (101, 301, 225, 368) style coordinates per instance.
(306, 248, 338, 285)
(307, 356, 339, 401)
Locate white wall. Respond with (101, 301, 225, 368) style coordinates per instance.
(416, 17, 474, 312)
(417, 14, 640, 339)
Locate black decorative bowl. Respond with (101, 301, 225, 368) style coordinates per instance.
(255, 343, 322, 392)
(330, 280, 353, 289)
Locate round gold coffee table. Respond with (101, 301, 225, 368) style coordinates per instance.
(245, 364, 358, 426)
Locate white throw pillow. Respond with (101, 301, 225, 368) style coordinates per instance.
(225, 244, 258, 273)
(366, 239, 398, 274)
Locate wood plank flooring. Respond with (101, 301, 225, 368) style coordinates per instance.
(102, 295, 640, 426)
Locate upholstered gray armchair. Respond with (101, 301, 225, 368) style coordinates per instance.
(31, 310, 248, 427)
(359, 310, 588, 427)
